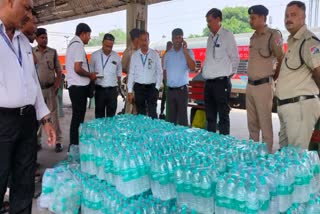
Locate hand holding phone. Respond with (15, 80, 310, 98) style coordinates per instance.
(182, 40, 187, 49)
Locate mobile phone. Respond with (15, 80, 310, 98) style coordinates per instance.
(96, 74, 104, 79)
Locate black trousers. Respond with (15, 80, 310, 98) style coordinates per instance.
(0, 106, 37, 214)
(68, 85, 88, 146)
(204, 77, 231, 135)
(167, 85, 188, 126)
(134, 83, 159, 119)
(95, 86, 118, 118)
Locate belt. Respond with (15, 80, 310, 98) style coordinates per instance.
(248, 77, 271, 86)
(135, 83, 155, 88)
(96, 85, 117, 90)
(168, 85, 187, 90)
(41, 83, 54, 89)
(0, 105, 35, 116)
(277, 95, 319, 106)
(206, 76, 229, 82)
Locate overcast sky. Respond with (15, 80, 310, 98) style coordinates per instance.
(41, 0, 317, 51)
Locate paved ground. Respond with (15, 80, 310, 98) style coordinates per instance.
(28, 89, 281, 213)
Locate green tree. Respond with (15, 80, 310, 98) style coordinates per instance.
(192, 6, 253, 38)
(88, 28, 126, 47)
(222, 7, 252, 34)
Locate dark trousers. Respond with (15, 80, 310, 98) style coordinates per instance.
(134, 83, 159, 119)
(69, 85, 88, 146)
(0, 106, 37, 214)
(167, 85, 188, 126)
(95, 86, 118, 118)
(204, 77, 231, 135)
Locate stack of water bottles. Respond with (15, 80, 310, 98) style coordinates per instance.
(38, 162, 82, 214)
(39, 114, 320, 213)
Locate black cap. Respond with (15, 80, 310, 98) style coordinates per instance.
(248, 5, 269, 16)
(35, 28, 47, 37)
(172, 28, 183, 37)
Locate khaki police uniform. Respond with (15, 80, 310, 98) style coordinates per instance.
(122, 45, 137, 114)
(33, 46, 62, 143)
(276, 25, 320, 149)
(246, 26, 284, 146)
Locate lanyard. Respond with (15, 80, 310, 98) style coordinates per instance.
(213, 34, 219, 47)
(140, 53, 149, 67)
(212, 34, 220, 59)
(101, 52, 111, 70)
(0, 28, 22, 66)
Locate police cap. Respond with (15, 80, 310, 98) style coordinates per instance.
(248, 5, 269, 16)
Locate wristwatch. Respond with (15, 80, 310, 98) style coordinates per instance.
(41, 117, 52, 125)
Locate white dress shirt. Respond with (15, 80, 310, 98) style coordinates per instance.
(66, 36, 90, 87)
(0, 20, 49, 120)
(202, 27, 240, 79)
(90, 49, 122, 87)
(127, 48, 163, 93)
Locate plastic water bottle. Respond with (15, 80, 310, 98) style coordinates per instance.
(246, 185, 259, 214)
(257, 176, 270, 213)
(215, 175, 227, 214)
(198, 170, 214, 214)
(38, 169, 56, 209)
(233, 179, 246, 214)
(224, 177, 236, 213)
(95, 141, 105, 180)
(305, 199, 320, 214)
(277, 168, 293, 213)
(292, 160, 311, 204)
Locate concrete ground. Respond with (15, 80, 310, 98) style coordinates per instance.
(28, 89, 280, 213)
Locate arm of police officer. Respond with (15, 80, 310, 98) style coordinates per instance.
(163, 53, 168, 82)
(270, 31, 284, 81)
(127, 54, 136, 104)
(182, 41, 196, 71)
(121, 48, 131, 75)
(304, 39, 320, 89)
(53, 50, 62, 93)
(313, 67, 320, 89)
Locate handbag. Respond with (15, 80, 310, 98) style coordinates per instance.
(86, 53, 95, 98)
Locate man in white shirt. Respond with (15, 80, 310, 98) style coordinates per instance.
(0, 1, 56, 213)
(90, 33, 122, 118)
(127, 30, 163, 119)
(66, 23, 97, 147)
(202, 8, 240, 135)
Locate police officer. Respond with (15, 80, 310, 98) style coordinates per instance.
(247, 5, 284, 152)
(202, 8, 240, 135)
(0, 0, 56, 212)
(90, 33, 122, 118)
(127, 30, 163, 119)
(122, 28, 140, 114)
(276, 1, 320, 149)
(163, 28, 195, 126)
(34, 28, 63, 153)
